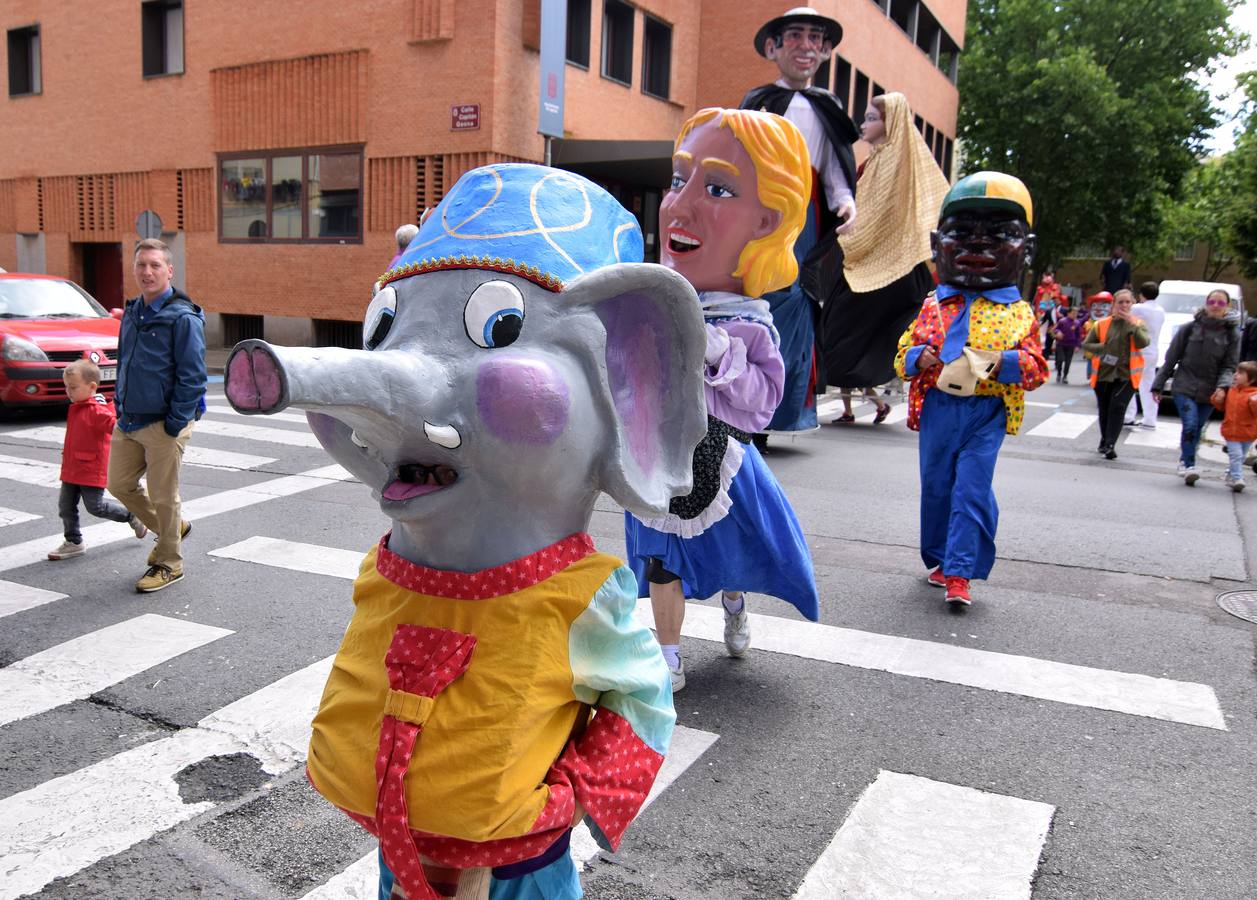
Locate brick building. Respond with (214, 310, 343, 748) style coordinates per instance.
(0, 0, 965, 348)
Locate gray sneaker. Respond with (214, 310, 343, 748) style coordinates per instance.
(130, 517, 148, 539)
(1227, 477, 1246, 493)
(723, 606, 751, 658)
(47, 540, 85, 560)
(1184, 467, 1201, 486)
(668, 660, 686, 692)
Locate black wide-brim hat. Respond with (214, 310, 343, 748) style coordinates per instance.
(754, 7, 843, 57)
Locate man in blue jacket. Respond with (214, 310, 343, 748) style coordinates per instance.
(107, 238, 206, 592)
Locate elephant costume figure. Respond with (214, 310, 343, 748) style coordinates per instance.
(225, 164, 708, 900)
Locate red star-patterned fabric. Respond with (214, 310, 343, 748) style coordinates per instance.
(375, 532, 596, 599)
(375, 625, 477, 900)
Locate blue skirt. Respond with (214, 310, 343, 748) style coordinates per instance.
(624, 437, 819, 621)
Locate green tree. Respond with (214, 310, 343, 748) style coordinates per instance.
(1225, 73, 1257, 276)
(958, 0, 1241, 279)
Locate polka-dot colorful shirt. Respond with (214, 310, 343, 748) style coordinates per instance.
(894, 291, 1048, 435)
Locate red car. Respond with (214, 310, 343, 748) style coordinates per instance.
(0, 272, 121, 408)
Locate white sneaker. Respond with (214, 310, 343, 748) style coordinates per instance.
(1137, 422, 1156, 430)
(723, 606, 751, 658)
(1184, 467, 1200, 486)
(47, 540, 85, 560)
(130, 517, 148, 539)
(1227, 477, 1246, 493)
(1176, 463, 1187, 476)
(668, 660, 686, 692)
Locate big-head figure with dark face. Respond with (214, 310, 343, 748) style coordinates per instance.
(739, 7, 860, 438)
(894, 171, 1049, 609)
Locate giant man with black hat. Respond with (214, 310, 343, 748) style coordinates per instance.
(740, 6, 860, 436)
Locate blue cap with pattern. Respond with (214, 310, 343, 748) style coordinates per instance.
(381, 164, 644, 292)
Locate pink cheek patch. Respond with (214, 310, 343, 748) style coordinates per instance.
(476, 359, 571, 446)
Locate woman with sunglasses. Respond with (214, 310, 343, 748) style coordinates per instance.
(1152, 289, 1242, 485)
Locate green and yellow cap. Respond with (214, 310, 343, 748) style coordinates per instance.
(939, 171, 1033, 227)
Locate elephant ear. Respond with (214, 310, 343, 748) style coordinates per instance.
(560, 263, 708, 517)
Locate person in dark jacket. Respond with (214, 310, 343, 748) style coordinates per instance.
(1051, 305, 1085, 383)
(1082, 289, 1150, 460)
(107, 238, 207, 592)
(1100, 246, 1131, 294)
(1151, 289, 1241, 485)
(1241, 315, 1257, 363)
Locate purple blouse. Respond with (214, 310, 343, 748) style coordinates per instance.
(703, 319, 785, 433)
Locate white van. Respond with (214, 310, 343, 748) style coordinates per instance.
(1153, 279, 1245, 364)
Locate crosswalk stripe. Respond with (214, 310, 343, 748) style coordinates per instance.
(0, 464, 351, 575)
(302, 724, 721, 898)
(635, 601, 1227, 730)
(0, 655, 335, 900)
(209, 535, 364, 580)
(1025, 412, 1095, 439)
(792, 770, 1054, 899)
(203, 401, 312, 425)
(195, 418, 322, 448)
(0, 614, 233, 727)
(0, 431, 276, 472)
(1122, 425, 1228, 462)
(0, 453, 62, 488)
(207, 536, 1226, 730)
(0, 581, 66, 619)
(0, 506, 39, 527)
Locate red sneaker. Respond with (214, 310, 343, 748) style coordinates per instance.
(944, 576, 971, 606)
(925, 567, 946, 588)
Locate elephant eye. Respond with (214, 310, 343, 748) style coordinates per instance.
(363, 286, 397, 351)
(464, 280, 525, 349)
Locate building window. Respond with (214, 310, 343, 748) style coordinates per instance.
(853, 70, 870, 124)
(602, 0, 634, 86)
(642, 15, 671, 99)
(924, 123, 936, 155)
(142, 1, 184, 77)
(872, 82, 885, 98)
(814, 58, 831, 91)
(942, 137, 954, 179)
(314, 318, 364, 349)
(7, 25, 41, 97)
(222, 313, 264, 345)
(566, 0, 591, 67)
(219, 147, 362, 243)
(914, 114, 924, 133)
(888, 0, 915, 36)
(833, 54, 852, 110)
(1173, 241, 1197, 261)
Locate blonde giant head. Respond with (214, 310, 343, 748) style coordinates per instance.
(674, 108, 812, 298)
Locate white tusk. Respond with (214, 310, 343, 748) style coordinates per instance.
(349, 430, 368, 449)
(424, 421, 462, 449)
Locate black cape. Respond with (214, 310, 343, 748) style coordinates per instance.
(739, 84, 860, 232)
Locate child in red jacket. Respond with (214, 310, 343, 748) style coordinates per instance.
(1213, 360, 1257, 493)
(48, 360, 148, 559)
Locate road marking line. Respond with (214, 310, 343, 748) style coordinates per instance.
(635, 601, 1227, 730)
(0, 656, 335, 900)
(0, 506, 39, 527)
(0, 431, 276, 471)
(0, 464, 352, 575)
(793, 771, 1054, 900)
(203, 401, 311, 425)
(1123, 425, 1181, 450)
(0, 614, 233, 727)
(301, 724, 720, 898)
(0, 581, 66, 619)
(1025, 411, 1095, 439)
(1025, 400, 1059, 408)
(211, 536, 1226, 730)
(195, 418, 322, 448)
(210, 536, 365, 580)
(0, 453, 62, 488)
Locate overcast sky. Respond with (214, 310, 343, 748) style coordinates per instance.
(1205, 0, 1257, 152)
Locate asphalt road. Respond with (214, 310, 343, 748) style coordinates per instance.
(0, 377, 1253, 899)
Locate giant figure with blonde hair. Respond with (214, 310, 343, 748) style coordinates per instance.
(624, 108, 821, 692)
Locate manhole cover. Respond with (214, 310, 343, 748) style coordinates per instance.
(1216, 590, 1257, 624)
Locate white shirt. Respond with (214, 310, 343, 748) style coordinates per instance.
(778, 81, 854, 213)
(1132, 301, 1165, 360)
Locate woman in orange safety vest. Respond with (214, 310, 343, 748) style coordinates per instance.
(1082, 288, 1150, 460)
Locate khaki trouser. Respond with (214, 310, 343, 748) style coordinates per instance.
(107, 421, 193, 570)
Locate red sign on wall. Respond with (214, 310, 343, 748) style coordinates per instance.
(451, 104, 481, 131)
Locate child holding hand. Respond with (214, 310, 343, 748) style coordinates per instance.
(1213, 360, 1257, 493)
(48, 360, 148, 559)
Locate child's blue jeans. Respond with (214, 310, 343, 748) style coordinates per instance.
(1226, 441, 1253, 481)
